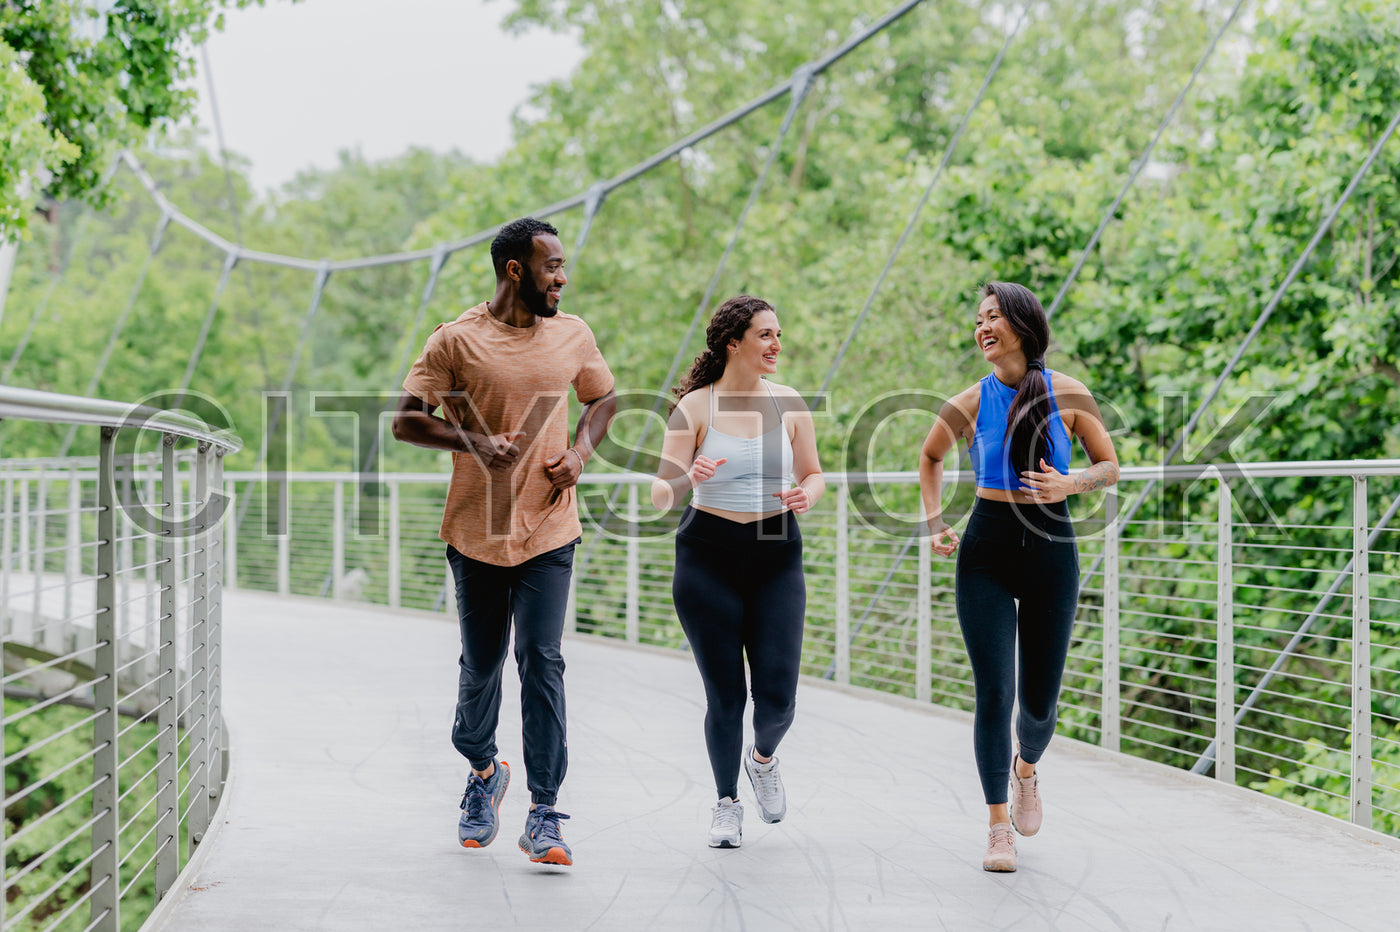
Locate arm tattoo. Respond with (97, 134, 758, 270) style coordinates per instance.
(1073, 461, 1120, 494)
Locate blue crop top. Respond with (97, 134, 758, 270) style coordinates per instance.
(969, 370, 1072, 490)
(692, 381, 795, 512)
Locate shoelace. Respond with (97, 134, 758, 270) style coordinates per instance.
(712, 804, 741, 834)
(1012, 770, 1038, 808)
(460, 776, 488, 822)
(988, 824, 1015, 850)
(751, 760, 782, 799)
(531, 807, 570, 843)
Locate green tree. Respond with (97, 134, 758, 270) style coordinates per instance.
(0, 0, 278, 240)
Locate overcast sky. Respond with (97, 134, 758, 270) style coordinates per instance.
(188, 0, 584, 192)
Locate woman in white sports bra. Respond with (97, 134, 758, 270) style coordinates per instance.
(651, 295, 825, 849)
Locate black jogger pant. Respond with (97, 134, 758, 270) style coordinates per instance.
(955, 498, 1079, 805)
(672, 507, 805, 801)
(446, 539, 577, 806)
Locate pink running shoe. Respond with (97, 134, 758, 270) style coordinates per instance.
(983, 822, 1017, 872)
(1009, 755, 1042, 837)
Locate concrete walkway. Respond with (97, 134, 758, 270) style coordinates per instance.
(160, 590, 1399, 931)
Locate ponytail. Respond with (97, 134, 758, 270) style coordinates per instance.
(983, 282, 1054, 474)
(672, 295, 775, 407)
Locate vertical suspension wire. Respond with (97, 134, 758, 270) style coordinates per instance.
(58, 211, 174, 456)
(1087, 100, 1400, 584)
(176, 248, 240, 404)
(570, 64, 819, 585)
(1044, 0, 1250, 320)
(233, 261, 333, 531)
(819, 1, 1030, 396)
(812, 3, 1029, 679)
(1069, 102, 1400, 768)
(571, 183, 610, 266)
(1, 214, 93, 385)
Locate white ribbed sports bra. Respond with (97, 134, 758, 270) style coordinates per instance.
(692, 381, 795, 513)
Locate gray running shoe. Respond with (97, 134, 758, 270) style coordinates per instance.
(458, 761, 510, 847)
(709, 797, 743, 848)
(743, 745, 786, 823)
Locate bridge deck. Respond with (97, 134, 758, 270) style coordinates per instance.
(158, 590, 1398, 931)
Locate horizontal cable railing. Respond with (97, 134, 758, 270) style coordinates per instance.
(212, 460, 1399, 838)
(1, 387, 239, 932)
(5, 447, 1394, 929)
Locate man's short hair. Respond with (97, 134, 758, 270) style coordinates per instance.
(491, 217, 560, 278)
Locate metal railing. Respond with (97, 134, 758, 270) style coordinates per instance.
(4, 430, 1394, 932)
(217, 460, 1400, 836)
(0, 387, 240, 932)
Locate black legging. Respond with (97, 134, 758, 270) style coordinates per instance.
(955, 498, 1079, 805)
(672, 507, 805, 801)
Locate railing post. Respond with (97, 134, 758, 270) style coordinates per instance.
(277, 478, 290, 596)
(332, 480, 345, 600)
(188, 443, 212, 849)
(388, 480, 401, 608)
(835, 479, 851, 685)
(1351, 476, 1372, 829)
(18, 477, 29, 575)
(146, 475, 158, 638)
(155, 439, 180, 901)
(2, 475, 12, 635)
(1215, 478, 1235, 785)
(65, 468, 80, 623)
(625, 484, 640, 644)
(223, 477, 238, 590)
(32, 471, 45, 642)
(92, 427, 120, 932)
(915, 529, 931, 703)
(118, 480, 133, 643)
(1102, 487, 1120, 752)
(208, 449, 226, 807)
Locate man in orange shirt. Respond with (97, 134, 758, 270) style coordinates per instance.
(392, 217, 616, 867)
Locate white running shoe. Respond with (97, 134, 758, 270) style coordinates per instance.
(743, 745, 787, 823)
(709, 797, 743, 848)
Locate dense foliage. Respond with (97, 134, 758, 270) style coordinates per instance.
(0, 0, 273, 238)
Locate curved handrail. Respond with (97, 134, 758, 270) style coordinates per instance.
(0, 385, 243, 453)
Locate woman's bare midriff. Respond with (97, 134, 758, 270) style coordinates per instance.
(692, 504, 787, 524)
(976, 487, 1038, 505)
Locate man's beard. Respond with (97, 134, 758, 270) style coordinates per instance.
(520, 274, 558, 318)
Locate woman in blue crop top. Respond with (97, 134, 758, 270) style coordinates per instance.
(651, 295, 825, 850)
(918, 281, 1119, 873)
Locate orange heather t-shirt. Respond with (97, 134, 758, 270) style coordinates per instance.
(403, 302, 614, 567)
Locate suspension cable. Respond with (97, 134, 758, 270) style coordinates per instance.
(57, 210, 174, 455)
(2, 214, 93, 385)
(1086, 99, 1400, 587)
(819, 1, 1028, 396)
(1045, 0, 1249, 319)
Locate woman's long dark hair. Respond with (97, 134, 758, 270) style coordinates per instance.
(984, 281, 1053, 474)
(674, 295, 775, 399)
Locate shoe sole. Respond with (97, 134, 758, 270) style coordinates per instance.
(983, 862, 1017, 872)
(709, 838, 741, 849)
(520, 841, 573, 866)
(459, 763, 511, 848)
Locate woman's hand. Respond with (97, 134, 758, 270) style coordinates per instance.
(772, 486, 811, 514)
(928, 517, 960, 557)
(688, 455, 727, 486)
(1020, 458, 1074, 502)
